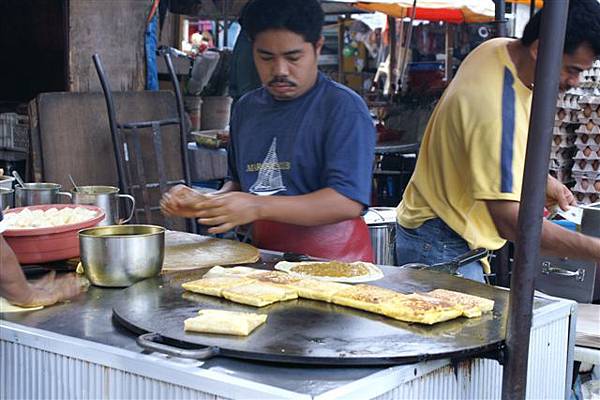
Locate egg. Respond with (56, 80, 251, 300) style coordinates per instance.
(581, 179, 589, 190)
(587, 121, 595, 131)
(595, 181, 600, 192)
(593, 160, 600, 171)
(554, 136, 562, 145)
(584, 105, 593, 117)
(582, 134, 590, 142)
(579, 160, 588, 169)
(595, 135, 600, 144)
(558, 109, 567, 120)
(584, 147, 593, 157)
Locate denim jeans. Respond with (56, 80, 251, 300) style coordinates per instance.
(395, 218, 485, 283)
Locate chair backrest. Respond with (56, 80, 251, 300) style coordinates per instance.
(29, 91, 188, 230)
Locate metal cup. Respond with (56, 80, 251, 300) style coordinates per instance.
(15, 183, 72, 207)
(72, 186, 135, 226)
(0, 188, 14, 209)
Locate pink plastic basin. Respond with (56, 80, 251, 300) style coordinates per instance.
(2, 204, 105, 264)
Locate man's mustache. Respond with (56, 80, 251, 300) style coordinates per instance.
(268, 77, 297, 86)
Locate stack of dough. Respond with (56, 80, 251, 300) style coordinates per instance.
(3, 207, 98, 229)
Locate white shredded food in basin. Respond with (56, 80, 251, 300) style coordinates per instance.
(3, 207, 98, 229)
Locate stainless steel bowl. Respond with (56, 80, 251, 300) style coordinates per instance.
(79, 225, 165, 287)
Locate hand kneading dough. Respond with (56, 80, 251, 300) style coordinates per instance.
(184, 309, 267, 336)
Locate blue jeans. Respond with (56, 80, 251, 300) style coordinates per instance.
(395, 218, 485, 283)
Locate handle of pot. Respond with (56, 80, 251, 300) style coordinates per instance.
(136, 333, 220, 360)
(57, 191, 73, 203)
(118, 194, 136, 224)
(541, 262, 586, 282)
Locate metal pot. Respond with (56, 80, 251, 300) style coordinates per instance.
(15, 183, 72, 207)
(72, 186, 135, 226)
(0, 188, 14, 209)
(581, 202, 600, 238)
(0, 175, 15, 190)
(363, 207, 397, 265)
(79, 225, 165, 287)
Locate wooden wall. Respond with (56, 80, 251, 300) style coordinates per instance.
(68, 0, 150, 92)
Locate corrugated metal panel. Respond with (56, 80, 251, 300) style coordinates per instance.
(526, 316, 570, 399)
(0, 341, 226, 400)
(371, 317, 570, 400)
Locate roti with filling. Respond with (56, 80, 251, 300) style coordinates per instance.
(426, 289, 495, 317)
(379, 293, 463, 325)
(222, 281, 298, 307)
(274, 260, 383, 283)
(181, 276, 255, 297)
(163, 232, 260, 271)
(331, 284, 403, 313)
(287, 279, 352, 302)
(184, 309, 267, 336)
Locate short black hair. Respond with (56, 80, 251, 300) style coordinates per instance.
(521, 0, 600, 56)
(240, 0, 324, 46)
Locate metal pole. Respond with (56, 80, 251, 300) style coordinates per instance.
(444, 23, 454, 82)
(388, 15, 396, 96)
(530, 0, 536, 18)
(494, 0, 507, 37)
(501, 1, 570, 399)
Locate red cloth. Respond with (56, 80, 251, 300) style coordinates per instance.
(252, 218, 374, 262)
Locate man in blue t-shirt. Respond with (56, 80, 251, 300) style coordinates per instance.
(162, 0, 375, 261)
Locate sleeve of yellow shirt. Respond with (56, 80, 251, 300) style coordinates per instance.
(465, 67, 528, 203)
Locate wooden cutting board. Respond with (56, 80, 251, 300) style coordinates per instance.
(163, 231, 260, 272)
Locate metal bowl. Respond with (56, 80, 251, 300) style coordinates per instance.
(79, 225, 165, 287)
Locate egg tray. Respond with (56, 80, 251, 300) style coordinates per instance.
(550, 147, 576, 161)
(574, 191, 600, 205)
(574, 148, 600, 160)
(573, 176, 600, 194)
(573, 159, 600, 174)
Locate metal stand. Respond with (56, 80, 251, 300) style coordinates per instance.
(501, 1, 570, 398)
(92, 52, 194, 232)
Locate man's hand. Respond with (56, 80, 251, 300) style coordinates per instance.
(13, 271, 89, 308)
(546, 175, 576, 211)
(194, 192, 262, 234)
(160, 185, 209, 218)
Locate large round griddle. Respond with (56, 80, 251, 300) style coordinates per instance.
(113, 267, 509, 366)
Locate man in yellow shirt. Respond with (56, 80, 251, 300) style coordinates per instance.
(396, 0, 600, 282)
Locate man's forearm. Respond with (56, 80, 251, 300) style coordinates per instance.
(486, 200, 600, 262)
(257, 188, 364, 226)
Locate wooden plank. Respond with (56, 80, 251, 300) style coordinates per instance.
(33, 91, 188, 230)
(68, 0, 147, 92)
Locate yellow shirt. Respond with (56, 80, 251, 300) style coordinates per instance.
(396, 38, 532, 273)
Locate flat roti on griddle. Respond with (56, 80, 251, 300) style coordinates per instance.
(274, 260, 383, 283)
(163, 232, 260, 271)
(379, 293, 463, 325)
(184, 309, 267, 336)
(331, 284, 402, 313)
(287, 279, 352, 302)
(426, 289, 495, 317)
(181, 276, 255, 297)
(222, 281, 298, 307)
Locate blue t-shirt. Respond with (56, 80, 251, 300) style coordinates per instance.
(228, 72, 375, 207)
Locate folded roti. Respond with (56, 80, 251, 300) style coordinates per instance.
(203, 265, 264, 279)
(379, 293, 463, 325)
(181, 276, 255, 297)
(184, 309, 267, 336)
(426, 289, 495, 317)
(287, 279, 352, 302)
(332, 284, 403, 314)
(222, 281, 298, 307)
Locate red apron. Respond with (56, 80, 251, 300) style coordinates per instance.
(252, 217, 374, 262)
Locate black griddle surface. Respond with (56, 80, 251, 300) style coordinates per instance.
(113, 267, 547, 366)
